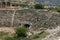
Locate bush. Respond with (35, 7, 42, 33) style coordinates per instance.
(34, 4, 44, 9)
(20, 2, 28, 7)
(48, 7, 55, 11)
(15, 27, 27, 38)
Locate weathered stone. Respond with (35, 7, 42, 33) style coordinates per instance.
(0, 9, 59, 31)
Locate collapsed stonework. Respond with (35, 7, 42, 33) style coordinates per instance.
(0, 9, 60, 31)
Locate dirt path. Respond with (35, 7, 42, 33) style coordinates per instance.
(11, 10, 16, 27)
(0, 27, 15, 34)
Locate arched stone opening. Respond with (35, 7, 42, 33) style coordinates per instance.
(24, 24, 30, 28)
(12, 4, 15, 6)
(2, 2, 6, 8)
(7, 2, 10, 6)
(11, 3, 19, 7)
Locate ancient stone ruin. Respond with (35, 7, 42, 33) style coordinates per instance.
(0, 9, 60, 31)
(0, 0, 35, 8)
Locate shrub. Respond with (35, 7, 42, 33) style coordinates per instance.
(48, 7, 55, 11)
(15, 27, 27, 38)
(34, 4, 44, 9)
(20, 2, 28, 7)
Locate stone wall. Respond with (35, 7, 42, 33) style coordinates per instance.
(0, 9, 60, 30)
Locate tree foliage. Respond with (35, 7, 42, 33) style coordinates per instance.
(34, 4, 44, 9)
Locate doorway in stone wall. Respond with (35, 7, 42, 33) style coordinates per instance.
(7, 2, 10, 7)
(24, 24, 30, 28)
(2, 2, 6, 8)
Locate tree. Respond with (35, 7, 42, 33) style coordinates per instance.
(34, 4, 44, 9)
(15, 27, 27, 38)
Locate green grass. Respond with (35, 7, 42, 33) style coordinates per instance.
(0, 31, 14, 40)
(0, 32, 9, 38)
(32, 31, 49, 40)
